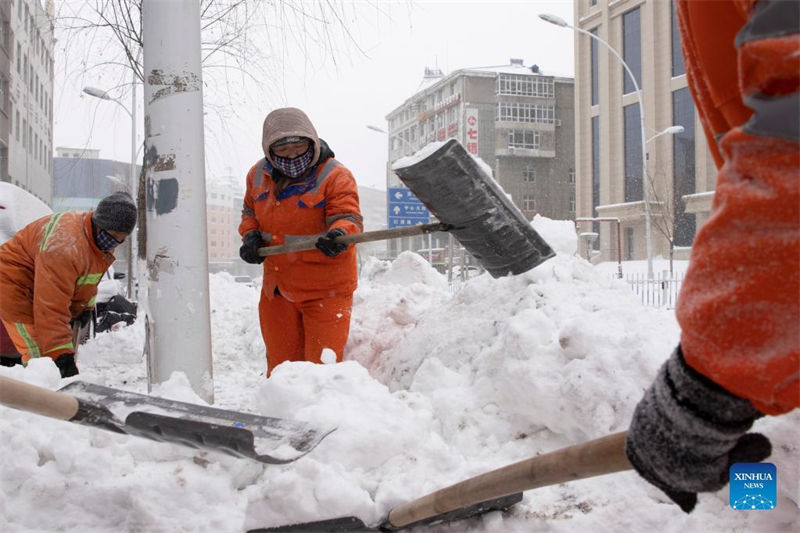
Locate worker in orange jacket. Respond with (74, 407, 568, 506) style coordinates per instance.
(626, 0, 799, 512)
(0, 192, 138, 377)
(239, 107, 363, 376)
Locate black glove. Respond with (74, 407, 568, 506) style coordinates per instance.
(71, 308, 94, 329)
(239, 232, 265, 264)
(315, 228, 348, 257)
(625, 347, 771, 513)
(54, 353, 79, 378)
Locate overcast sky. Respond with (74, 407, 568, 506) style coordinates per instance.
(53, 1, 574, 192)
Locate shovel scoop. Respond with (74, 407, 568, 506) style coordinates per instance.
(0, 376, 333, 464)
(393, 139, 555, 277)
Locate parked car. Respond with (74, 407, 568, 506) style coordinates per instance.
(234, 275, 254, 287)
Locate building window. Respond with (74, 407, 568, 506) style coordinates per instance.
(591, 116, 600, 243)
(672, 87, 696, 246)
(15, 111, 19, 141)
(671, 0, 685, 76)
(570, 198, 575, 213)
(569, 168, 575, 184)
(508, 130, 540, 150)
(522, 194, 535, 212)
(590, 28, 599, 105)
(496, 74, 554, 97)
(623, 103, 643, 203)
(0, 75, 7, 113)
(622, 7, 642, 94)
(523, 165, 535, 183)
(625, 227, 634, 260)
(497, 102, 555, 124)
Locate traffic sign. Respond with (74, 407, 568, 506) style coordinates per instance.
(387, 187, 430, 228)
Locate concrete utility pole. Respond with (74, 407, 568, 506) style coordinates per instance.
(142, 0, 213, 402)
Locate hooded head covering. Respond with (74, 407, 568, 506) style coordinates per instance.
(262, 108, 321, 171)
(92, 191, 137, 234)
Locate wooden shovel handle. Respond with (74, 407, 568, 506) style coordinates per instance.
(387, 431, 631, 529)
(258, 223, 452, 257)
(0, 375, 80, 421)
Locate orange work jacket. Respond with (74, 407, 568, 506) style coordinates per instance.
(239, 157, 363, 303)
(0, 212, 115, 359)
(675, 0, 799, 414)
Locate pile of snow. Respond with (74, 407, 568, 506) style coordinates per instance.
(1, 219, 797, 532)
(0, 182, 53, 244)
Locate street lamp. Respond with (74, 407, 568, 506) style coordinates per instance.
(647, 125, 684, 143)
(83, 84, 138, 298)
(539, 12, 658, 278)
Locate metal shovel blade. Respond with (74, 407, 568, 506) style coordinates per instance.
(393, 139, 555, 278)
(61, 381, 334, 464)
(250, 493, 523, 532)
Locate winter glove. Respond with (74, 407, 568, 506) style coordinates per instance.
(71, 308, 94, 329)
(54, 353, 79, 378)
(625, 346, 771, 513)
(315, 228, 348, 257)
(239, 232, 265, 265)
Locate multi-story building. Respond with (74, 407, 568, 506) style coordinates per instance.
(4, 0, 55, 205)
(574, 0, 715, 262)
(384, 59, 575, 261)
(206, 175, 241, 273)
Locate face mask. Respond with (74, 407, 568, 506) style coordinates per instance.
(96, 229, 122, 252)
(273, 148, 314, 178)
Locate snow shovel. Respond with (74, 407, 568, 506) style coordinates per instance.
(253, 431, 631, 531)
(0, 376, 334, 464)
(258, 140, 555, 278)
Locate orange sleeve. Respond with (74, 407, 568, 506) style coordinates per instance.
(324, 167, 363, 236)
(675, 0, 800, 414)
(238, 164, 260, 238)
(33, 247, 80, 359)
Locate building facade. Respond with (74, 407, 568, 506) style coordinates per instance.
(3, 0, 55, 205)
(384, 60, 575, 262)
(574, 0, 716, 262)
(206, 175, 241, 272)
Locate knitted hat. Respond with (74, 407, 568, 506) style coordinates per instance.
(93, 192, 137, 234)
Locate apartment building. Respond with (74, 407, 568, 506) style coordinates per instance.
(384, 59, 575, 260)
(206, 175, 241, 272)
(574, 0, 715, 262)
(3, 0, 55, 205)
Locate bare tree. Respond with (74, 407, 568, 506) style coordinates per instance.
(52, 0, 389, 257)
(647, 166, 678, 274)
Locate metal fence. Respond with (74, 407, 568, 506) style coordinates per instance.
(621, 271, 685, 308)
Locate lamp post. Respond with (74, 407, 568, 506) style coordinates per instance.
(83, 84, 138, 298)
(540, 12, 659, 278)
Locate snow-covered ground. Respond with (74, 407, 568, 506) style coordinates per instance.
(1, 219, 797, 532)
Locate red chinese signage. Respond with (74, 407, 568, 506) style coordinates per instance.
(465, 108, 479, 155)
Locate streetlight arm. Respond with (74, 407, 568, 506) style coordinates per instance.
(83, 86, 133, 118)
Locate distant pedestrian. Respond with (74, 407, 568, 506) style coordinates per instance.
(625, 0, 799, 512)
(0, 192, 138, 377)
(238, 107, 363, 376)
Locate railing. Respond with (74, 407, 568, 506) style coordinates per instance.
(620, 271, 685, 308)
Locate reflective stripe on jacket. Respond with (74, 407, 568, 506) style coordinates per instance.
(675, 0, 799, 414)
(239, 156, 363, 302)
(0, 211, 114, 359)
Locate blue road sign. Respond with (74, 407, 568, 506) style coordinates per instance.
(387, 187, 430, 228)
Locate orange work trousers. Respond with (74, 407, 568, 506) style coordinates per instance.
(258, 291, 353, 376)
